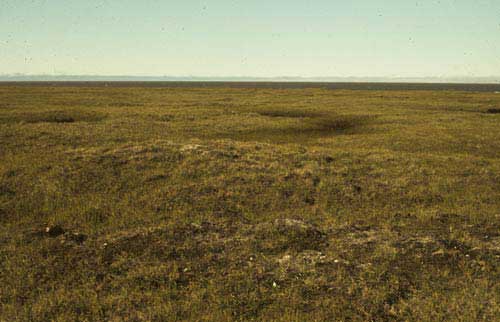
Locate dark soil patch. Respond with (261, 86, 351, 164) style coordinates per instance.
(34, 114, 76, 123)
(45, 225, 65, 237)
(0, 110, 106, 124)
(228, 114, 373, 143)
(310, 115, 369, 132)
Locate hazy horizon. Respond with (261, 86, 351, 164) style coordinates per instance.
(2, 74, 500, 84)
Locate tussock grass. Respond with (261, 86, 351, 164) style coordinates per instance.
(0, 85, 499, 321)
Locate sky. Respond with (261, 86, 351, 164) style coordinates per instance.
(1, 1, 500, 78)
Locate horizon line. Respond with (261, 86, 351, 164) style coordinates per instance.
(2, 74, 500, 83)
(2, 74, 500, 78)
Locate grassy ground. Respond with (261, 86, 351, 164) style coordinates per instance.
(0, 85, 499, 321)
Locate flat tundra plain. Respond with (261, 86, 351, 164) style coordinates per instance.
(0, 84, 499, 321)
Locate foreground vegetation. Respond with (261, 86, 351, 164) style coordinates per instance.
(0, 85, 499, 321)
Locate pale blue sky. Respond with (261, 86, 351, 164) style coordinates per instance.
(1, 1, 499, 77)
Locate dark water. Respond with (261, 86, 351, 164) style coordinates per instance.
(1, 81, 500, 92)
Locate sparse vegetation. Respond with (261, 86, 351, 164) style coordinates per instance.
(0, 85, 499, 321)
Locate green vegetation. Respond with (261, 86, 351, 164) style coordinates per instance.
(0, 85, 499, 321)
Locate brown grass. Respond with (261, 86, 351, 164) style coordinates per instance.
(0, 85, 499, 321)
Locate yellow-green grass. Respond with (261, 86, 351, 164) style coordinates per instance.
(0, 85, 499, 321)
